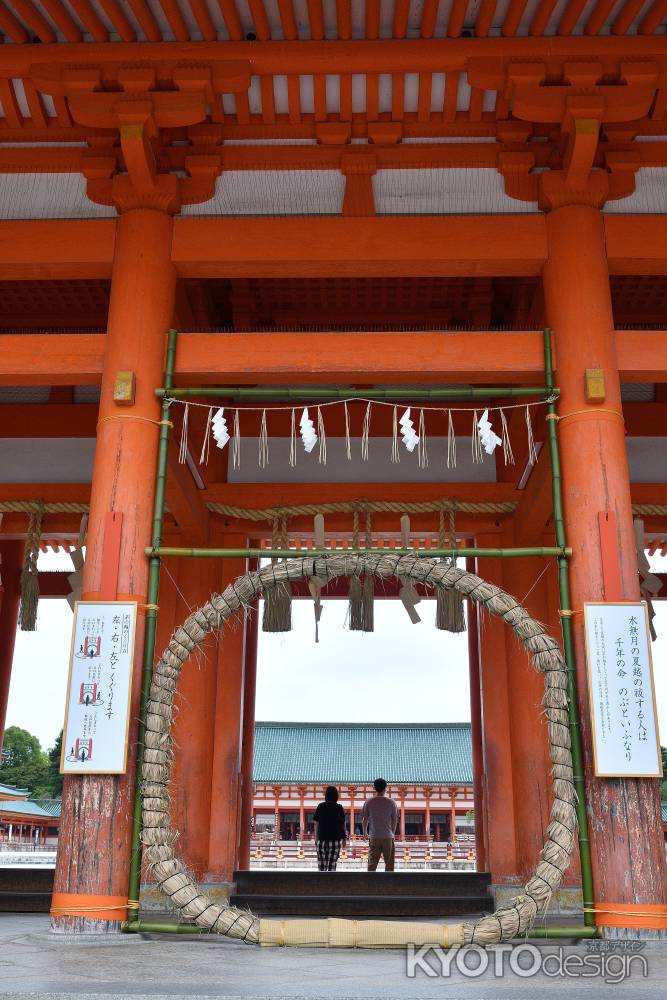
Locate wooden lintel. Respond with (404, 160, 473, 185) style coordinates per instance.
(1, 329, 667, 385)
(171, 216, 548, 278)
(0, 218, 667, 281)
(0, 220, 115, 280)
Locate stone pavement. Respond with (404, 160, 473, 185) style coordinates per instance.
(1, 915, 666, 1000)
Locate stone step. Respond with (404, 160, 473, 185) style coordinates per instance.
(233, 870, 491, 898)
(229, 893, 491, 917)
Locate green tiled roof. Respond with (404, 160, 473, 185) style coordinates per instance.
(0, 799, 58, 818)
(30, 798, 62, 817)
(0, 782, 30, 798)
(253, 722, 472, 785)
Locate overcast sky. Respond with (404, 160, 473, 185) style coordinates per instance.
(5, 551, 667, 754)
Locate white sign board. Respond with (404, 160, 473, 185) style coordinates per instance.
(584, 602, 662, 778)
(61, 601, 137, 775)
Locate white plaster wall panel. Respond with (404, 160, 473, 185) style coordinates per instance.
(373, 168, 539, 214)
(0, 438, 95, 483)
(0, 174, 116, 220)
(227, 436, 498, 484)
(626, 438, 667, 483)
(603, 169, 667, 214)
(180, 169, 345, 215)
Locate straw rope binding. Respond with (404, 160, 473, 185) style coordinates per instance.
(141, 553, 577, 947)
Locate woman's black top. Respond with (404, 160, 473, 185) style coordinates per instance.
(313, 801, 346, 842)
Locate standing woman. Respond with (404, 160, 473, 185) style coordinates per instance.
(313, 785, 347, 871)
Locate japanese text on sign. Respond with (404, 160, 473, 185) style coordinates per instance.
(584, 602, 662, 777)
(61, 602, 137, 775)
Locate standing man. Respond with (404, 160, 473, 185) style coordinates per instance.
(362, 778, 399, 872)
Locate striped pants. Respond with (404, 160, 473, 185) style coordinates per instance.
(316, 839, 342, 871)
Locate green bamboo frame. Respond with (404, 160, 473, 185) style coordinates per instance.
(123, 327, 596, 940)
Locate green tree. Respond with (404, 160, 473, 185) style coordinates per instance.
(661, 746, 667, 802)
(0, 726, 50, 797)
(47, 731, 63, 797)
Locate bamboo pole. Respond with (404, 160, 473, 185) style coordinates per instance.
(126, 327, 178, 931)
(156, 386, 556, 401)
(146, 546, 571, 559)
(543, 327, 596, 931)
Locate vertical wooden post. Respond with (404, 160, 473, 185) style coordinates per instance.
(465, 562, 487, 872)
(544, 204, 667, 928)
(170, 554, 217, 878)
(475, 539, 519, 882)
(501, 541, 554, 882)
(0, 541, 23, 751)
(52, 208, 176, 933)
(207, 541, 247, 884)
(238, 602, 259, 870)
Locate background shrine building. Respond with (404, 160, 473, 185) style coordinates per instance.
(250, 722, 474, 866)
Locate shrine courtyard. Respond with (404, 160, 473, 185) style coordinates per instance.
(1, 914, 666, 999)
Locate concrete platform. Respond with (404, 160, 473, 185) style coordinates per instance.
(0, 914, 666, 1000)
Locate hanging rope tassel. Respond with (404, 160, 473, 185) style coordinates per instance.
(262, 514, 292, 633)
(435, 507, 466, 634)
(19, 503, 44, 632)
(447, 409, 457, 469)
(362, 511, 374, 632)
(232, 409, 241, 470)
(348, 509, 364, 631)
(178, 403, 190, 464)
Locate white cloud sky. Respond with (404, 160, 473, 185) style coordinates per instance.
(5, 551, 667, 754)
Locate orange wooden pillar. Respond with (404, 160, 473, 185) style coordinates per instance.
(543, 203, 667, 929)
(238, 598, 259, 870)
(465, 563, 487, 872)
(0, 541, 22, 751)
(169, 553, 218, 878)
(475, 538, 519, 884)
(500, 539, 555, 882)
(207, 539, 248, 884)
(52, 208, 176, 933)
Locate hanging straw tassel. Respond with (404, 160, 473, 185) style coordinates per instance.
(471, 410, 483, 464)
(178, 403, 190, 463)
(348, 509, 363, 631)
(525, 405, 538, 465)
(361, 402, 371, 461)
(435, 507, 466, 634)
(317, 406, 327, 465)
(447, 410, 457, 469)
(258, 409, 269, 469)
(262, 514, 292, 632)
(289, 408, 297, 468)
(499, 408, 515, 466)
(232, 409, 241, 470)
(362, 511, 374, 632)
(391, 405, 400, 464)
(19, 503, 44, 632)
(418, 408, 428, 470)
(199, 407, 214, 466)
(344, 401, 351, 461)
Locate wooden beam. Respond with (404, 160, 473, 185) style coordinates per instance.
(2, 329, 667, 385)
(605, 217, 667, 275)
(0, 335, 104, 385)
(174, 330, 544, 384)
(0, 404, 98, 435)
(172, 217, 548, 278)
(166, 436, 209, 541)
(0, 218, 666, 281)
(0, 220, 115, 280)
